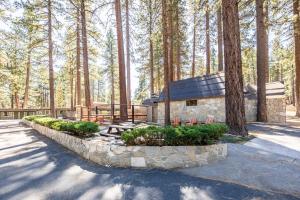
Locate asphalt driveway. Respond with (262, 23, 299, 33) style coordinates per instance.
(0, 120, 298, 200)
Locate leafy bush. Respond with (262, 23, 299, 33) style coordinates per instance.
(23, 115, 47, 121)
(121, 124, 228, 146)
(23, 115, 99, 138)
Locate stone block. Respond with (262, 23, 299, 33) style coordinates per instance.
(131, 157, 146, 168)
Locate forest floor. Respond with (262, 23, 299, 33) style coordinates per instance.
(180, 106, 300, 198)
(0, 120, 299, 200)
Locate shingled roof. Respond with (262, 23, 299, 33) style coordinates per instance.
(156, 73, 285, 102)
(158, 73, 226, 102)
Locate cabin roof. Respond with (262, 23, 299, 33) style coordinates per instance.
(142, 73, 285, 104)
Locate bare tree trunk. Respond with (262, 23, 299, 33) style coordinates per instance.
(168, 0, 174, 82)
(265, 0, 269, 82)
(115, 0, 128, 121)
(157, 64, 161, 92)
(14, 91, 20, 109)
(217, 6, 224, 72)
(149, 0, 154, 95)
(48, 0, 55, 117)
(11, 94, 14, 109)
(81, 0, 92, 120)
(205, 1, 211, 75)
(76, 7, 81, 106)
(110, 40, 115, 109)
(23, 46, 31, 108)
(70, 68, 74, 110)
(294, 0, 300, 116)
(175, 1, 181, 80)
(191, 8, 196, 77)
(125, 0, 131, 107)
(162, 0, 170, 125)
(256, 0, 268, 122)
(222, 0, 248, 135)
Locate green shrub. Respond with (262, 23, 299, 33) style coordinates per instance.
(23, 115, 98, 138)
(121, 123, 228, 146)
(23, 115, 47, 121)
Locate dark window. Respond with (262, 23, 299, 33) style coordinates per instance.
(186, 100, 197, 106)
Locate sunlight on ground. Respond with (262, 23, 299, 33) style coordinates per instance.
(180, 186, 213, 200)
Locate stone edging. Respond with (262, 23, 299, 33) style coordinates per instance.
(22, 120, 228, 169)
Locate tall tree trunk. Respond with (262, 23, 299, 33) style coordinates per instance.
(125, 0, 131, 107)
(205, 1, 211, 75)
(162, 0, 170, 125)
(23, 46, 31, 108)
(14, 91, 20, 109)
(256, 0, 268, 122)
(217, 6, 224, 72)
(294, 0, 300, 116)
(11, 94, 14, 109)
(265, 0, 269, 82)
(149, 0, 154, 95)
(110, 40, 115, 112)
(48, 0, 55, 117)
(70, 68, 74, 110)
(222, 0, 248, 135)
(81, 0, 92, 119)
(115, 0, 128, 121)
(175, 1, 181, 80)
(191, 7, 196, 77)
(76, 7, 81, 106)
(168, 0, 174, 82)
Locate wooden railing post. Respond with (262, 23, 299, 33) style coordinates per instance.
(132, 105, 135, 124)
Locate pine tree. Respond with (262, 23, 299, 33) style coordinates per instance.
(115, 0, 128, 121)
(222, 0, 248, 135)
(256, 0, 268, 122)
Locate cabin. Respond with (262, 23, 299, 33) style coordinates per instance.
(143, 73, 286, 124)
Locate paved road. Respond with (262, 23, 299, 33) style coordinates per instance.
(180, 123, 300, 198)
(0, 121, 299, 200)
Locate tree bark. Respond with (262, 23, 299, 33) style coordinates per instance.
(175, 1, 181, 80)
(115, 0, 128, 121)
(162, 0, 170, 125)
(76, 6, 81, 106)
(217, 6, 224, 72)
(125, 0, 131, 107)
(81, 0, 92, 119)
(14, 91, 20, 109)
(168, 0, 174, 82)
(23, 45, 31, 108)
(191, 8, 196, 77)
(149, 0, 154, 95)
(70, 67, 74, 110)
(205, 1, 211, 75)
(48, 0, 55, 117)
(294, 0, 300, 116)
(256, 0, 268, 122)
(222, 0, 248, 136)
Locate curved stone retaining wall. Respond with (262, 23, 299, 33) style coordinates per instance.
(22, 120, 227, 169)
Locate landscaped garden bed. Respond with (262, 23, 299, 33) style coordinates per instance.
(23, 115, 99, 138)
(122, 124, 228, 146)
(22, 116, 228, 169)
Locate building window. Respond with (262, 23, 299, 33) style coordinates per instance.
(186, 100, 197, 106)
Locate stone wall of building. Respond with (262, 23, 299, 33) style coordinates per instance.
(267, 96, 286, 123)
(156, 96, 286, 124)
(22, 119, 227, 169)
(157, 97, 257, 124)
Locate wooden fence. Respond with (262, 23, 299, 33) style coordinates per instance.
(0, 108, 74, 120)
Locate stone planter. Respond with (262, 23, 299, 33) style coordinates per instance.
(22, 119, 228, 169)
